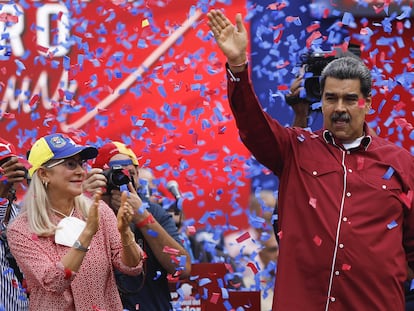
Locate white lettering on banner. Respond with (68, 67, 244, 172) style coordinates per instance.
(36, 4, 70, 57)
(0, 70, 78, 117)
(181, 307, 201, 311)
(0, 3, 70, 57)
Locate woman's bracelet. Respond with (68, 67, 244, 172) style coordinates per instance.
(135, 213, 156, 228)
(121, 230, 135, 247)
(122, 239, 136, 247)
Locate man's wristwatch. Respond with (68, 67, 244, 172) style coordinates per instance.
(73, 240, 90, 252)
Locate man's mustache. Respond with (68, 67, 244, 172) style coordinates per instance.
(331, 112, 350, 122)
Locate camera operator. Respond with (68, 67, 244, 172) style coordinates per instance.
(285, 45, 361, 128)
(0, 137, 29, 310)
(83, 141, 191, 311)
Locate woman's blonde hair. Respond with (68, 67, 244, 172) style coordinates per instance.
(22, 172, 90, 236)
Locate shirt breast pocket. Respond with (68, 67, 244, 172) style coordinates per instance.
(298, 159, 342, 190)
(299, 159, 341, 178)
(362, 172, 403, 192)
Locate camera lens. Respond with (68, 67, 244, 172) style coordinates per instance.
(110, 170, 131, 186)
(102, 165, 132, 193)
(304, 77, 321, 103)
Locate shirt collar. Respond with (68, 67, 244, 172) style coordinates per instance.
(323, 122, 372, 151)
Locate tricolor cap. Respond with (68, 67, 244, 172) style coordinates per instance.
(0, 137, 17, 162)
(28, 133, 98, 177)
(92, 141, 139, 169)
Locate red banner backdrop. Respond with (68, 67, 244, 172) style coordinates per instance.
(0, 0, 251, 229)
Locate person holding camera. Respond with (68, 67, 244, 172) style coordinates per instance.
(7, 133, 143, 311)
(285, 47, 361, 128)
(0, 137, 29, 311)
(83, 141, 191, 311)
(207, 9, 414, 311)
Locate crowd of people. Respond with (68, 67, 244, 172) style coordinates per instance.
(0, 6, 413, 311)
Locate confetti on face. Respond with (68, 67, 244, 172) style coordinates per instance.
(236, 231, 251, 243)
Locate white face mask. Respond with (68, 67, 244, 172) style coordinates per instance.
(54, 217, 86, 247)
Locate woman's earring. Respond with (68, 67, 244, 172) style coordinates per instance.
(43, 180, 48, 189)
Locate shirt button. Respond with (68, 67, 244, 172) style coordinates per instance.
(312, 171, 317, 175)
(339, 243, 344, 248)
(335, 271, 340, 276)
(347, 151, 351, 154)
(343, 217, 348, 222)
(348, 169, 353, 173)
(346, 192, 351, 197)
(330, 297, 336, 302)
(382, 185, 387, 189)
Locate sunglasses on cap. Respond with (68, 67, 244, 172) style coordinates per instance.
(108, 159, 134, 168)
(45, 158, 88, 170)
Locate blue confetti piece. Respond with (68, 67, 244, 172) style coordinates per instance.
(382, 167, 395, 180)
(223, 300, 232, 310)
(297, 134, 305, 142)
(153, 270, 161, 280)
(6, 119, 17, 131)
(201, 152, 218, 161)
(387, 220, 398, 230)
(119, 184, 128, 192)
(147, 229, 158, 237)
(221, 287, 229, 299)
(199, 277, 212, 287)
(213, 107, 224, 122)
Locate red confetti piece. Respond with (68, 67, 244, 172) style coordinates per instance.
(286, 16, 299, 23)
(313, 235, 322, 246)
(246, 262, 259, 274)
(276, 61, 290, 69)
(394, 118, 413, 131)
(267, 2, 287, 10)
(0, 112, 14, 119)
(400, 191, 413, 209)
(306, 31, 323, 49)
(235, 231, 251, 243)
(322, 8, 330, 19)
(37, 45, 49, 53)
(29, 94, 40, 108)
(162, 246, 180, 255)
(277, 230, 283, 240)
(309, 197, 317, 209)
(357, 156, 364, 171)
(64, 268, 72, 280)
(210, 292, 220, 304)
(306, 23, 321, 33)
(186, 225, 196, 235)
(274, 30, 284, 44)
(341, 264, 352, 271)
(277, 84, 289, 91)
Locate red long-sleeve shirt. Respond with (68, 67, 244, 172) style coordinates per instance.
(226, 67, 414, 311)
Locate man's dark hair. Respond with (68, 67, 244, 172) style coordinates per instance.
(320, 56, 372, 99)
